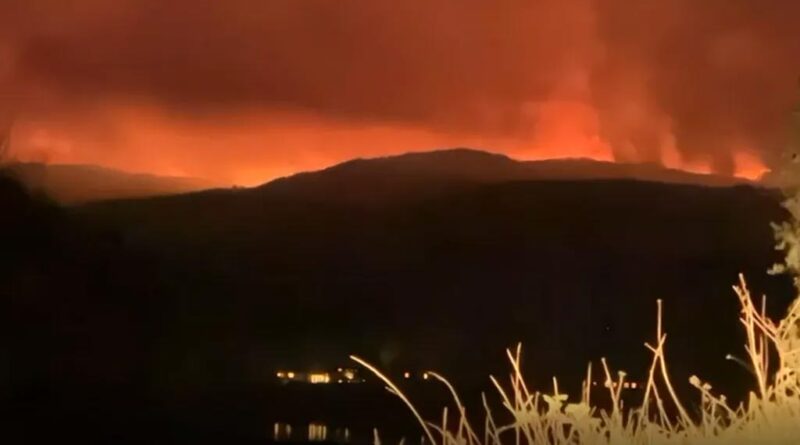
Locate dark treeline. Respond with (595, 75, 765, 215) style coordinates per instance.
(2, 173, 170, 442)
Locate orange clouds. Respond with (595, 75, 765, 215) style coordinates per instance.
(10, 103, 767, 186)
(1, 0, 796, 182)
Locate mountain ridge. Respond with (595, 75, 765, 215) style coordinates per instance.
(251, 148, 759, 205)
(4, 162, 223, 204)
(5, 148, 761, 205)
(263, 148, 755, 187)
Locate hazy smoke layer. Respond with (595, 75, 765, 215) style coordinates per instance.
(1, 0, 799, 181)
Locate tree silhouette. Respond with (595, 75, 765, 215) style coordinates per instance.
(770, 79, 800, 286)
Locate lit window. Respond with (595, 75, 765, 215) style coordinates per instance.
(274, 423, 292, 441)
(309, 423, 328, 442)
(309, 373, 331, 384)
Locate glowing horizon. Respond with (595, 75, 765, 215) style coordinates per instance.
(7, 105, 769, 187)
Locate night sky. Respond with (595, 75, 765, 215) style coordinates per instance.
(1, 0, 799, 184)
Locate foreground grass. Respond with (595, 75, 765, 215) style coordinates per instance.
(356, 153, 800, 444)
(353, 274, 800, 444)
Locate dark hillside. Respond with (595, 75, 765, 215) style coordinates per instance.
(76, 176, 792, 399)
(4, 151, 792, 441)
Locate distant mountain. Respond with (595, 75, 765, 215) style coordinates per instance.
(2, 149, 757, 205)
(258, 148, 755, 204)
(4, 162, 222, 204)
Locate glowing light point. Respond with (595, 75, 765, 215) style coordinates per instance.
(309, 372, 331, 384)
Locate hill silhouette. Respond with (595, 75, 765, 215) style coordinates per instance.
(5, 162, 221, 204)
(3, 151, 790, 442)
(2, 149, 755, 205)
(75, 150, 787, 394)
(259, 149, 752, 204)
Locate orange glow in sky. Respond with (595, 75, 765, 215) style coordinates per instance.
(3, 0, 796, 185)
(10, 104, 768, 186)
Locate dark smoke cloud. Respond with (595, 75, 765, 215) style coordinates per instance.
(592, 0, 800, 172)
(2, 0, 799, 176)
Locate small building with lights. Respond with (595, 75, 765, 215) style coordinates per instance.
(276, 367, 362, 384)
